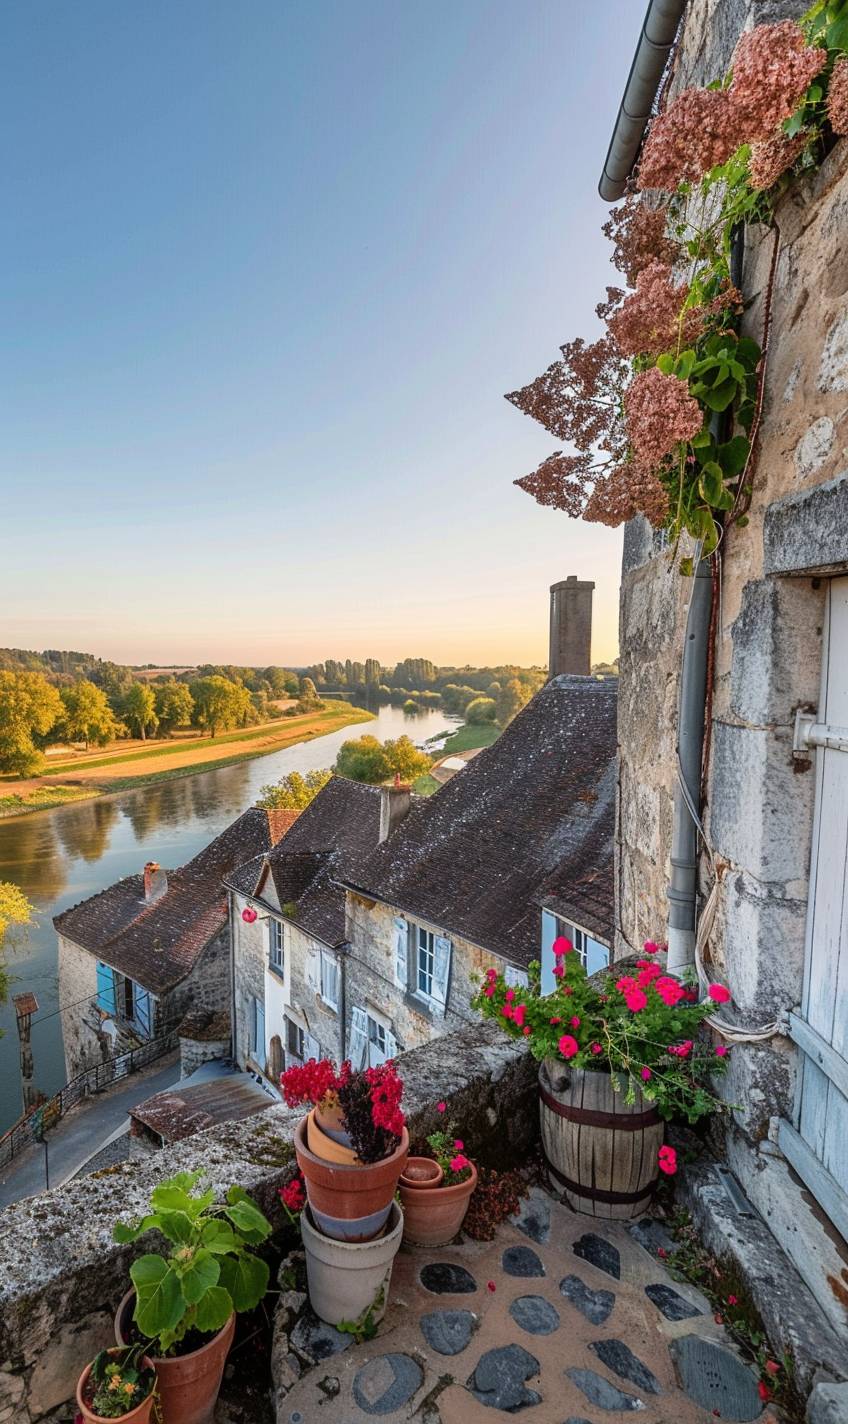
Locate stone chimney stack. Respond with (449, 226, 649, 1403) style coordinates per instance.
(143, 861, 168, 903)
(379, 778, 412, 843)
(549, 576, 594, 678)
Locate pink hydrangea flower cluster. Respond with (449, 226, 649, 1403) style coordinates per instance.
(730, 21, 825, 140)
(624, 367, 703, 468)
(638, 88, 745, 190)
(748, 129, 810, 190)
(828, 55, 848, 135)
(609, 261, 743, 360)
(584, 459, 670, 530)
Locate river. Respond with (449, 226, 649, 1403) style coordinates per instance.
(0, 704, 457, 1131)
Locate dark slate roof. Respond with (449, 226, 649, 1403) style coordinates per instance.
(344, 676, 617, 965)
(225, 778, 383, 947)
(54, 807, 295, 994)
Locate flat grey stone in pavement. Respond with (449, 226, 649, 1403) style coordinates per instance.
(511, 1187, 551, 1243)
(644, 1281, 703, 1321)
(419, 1309, 477, 1356)
(502, 1244, 545, 1278)
(627, 1216, 675, 1256)
(566, 1366, 646, 1412)
(509, 1295, 560, 1336)
(290, 1315, 351, 1363)
(420, 1262, 477, 1294)
(590, 1338, 661, 1395)
(669, 1335, 763, 1421)
(573, 1233, 621, 1280)
(351, 1354, 423, 1416)
(559, 1273, 615, 1325)
(807, 1381, 848, 1424)
(469, 1344, 541, 1412)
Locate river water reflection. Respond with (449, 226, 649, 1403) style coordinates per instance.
(0, 705, 456, 1130)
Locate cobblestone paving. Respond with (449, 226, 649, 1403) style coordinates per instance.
(278, 1187, 768, 1423)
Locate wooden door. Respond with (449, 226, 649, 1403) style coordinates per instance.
(779, 577, 848, 1240)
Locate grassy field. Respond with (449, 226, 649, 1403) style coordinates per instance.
(0, 705, 374, 818)
(431, 722, 501, 757)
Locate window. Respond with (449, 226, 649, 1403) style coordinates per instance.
(122, 975, 134, 1020)
(540, 910, 609, 994)
(504, 964, 529, 990)
(350, 1004, 398, 1069)
(416, 925, 435, 998)
(320, 952, 340, 1011)
(251, 996, 265, 1058)
(404, 919, 452, 1016)
(268, 919, 284, 975)
(286, 1018, 305, 1060)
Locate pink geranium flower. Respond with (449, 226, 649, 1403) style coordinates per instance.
(658, 1145, 677, 1175)
(436, 1102, 446, 1113)
(552, 964, 565, 978)
(553, 936, 573, 956)
(641, 1067, 652, 1081)
(482, 985, 495, 998)
(655, 977, 685, 1007)
(505, 988, 515, 1002)
(454, 1139, 464, 1150)
(450, 1153, 470, 1172)
(590, 1042, 602, 1054)
(570, 1016, 580, 1028)
(708, 983, 731, 1004)
(550, 1016, 562, 1025)
(715, 1044, 729, 1057)
(643, 940, 659, 954)
(558, 1034, 579, 1060)
(668, 1040, 693, 1058)
(485, 967, 498, 981)
(625, 988, 647, 1012)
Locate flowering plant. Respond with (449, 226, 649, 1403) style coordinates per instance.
(509, 10, 848, 565)
(279, 1171, 306, 1225)
(280, 1057, 405, 1164)
(424, 1128, 473, 1185)
(84, 1348, 155, 1419)
(472, 939, 730, 1124)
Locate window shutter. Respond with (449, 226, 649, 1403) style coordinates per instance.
(96, 962, 116, 1015)
(393, 917, 408, 988)
(504, 964, 529, 990)
(586, 937, 610, 975)
(349, 1006, 368, 1069)
(304, 1031, 320, 1061)
(540, 910, 558, 997)
(306, 949, 320, 990)
(322, 954, 340, 1010)
(431, 936, 452, 1016)
(135, 988, 152, 1037)
(385, 1028, 398, 1060)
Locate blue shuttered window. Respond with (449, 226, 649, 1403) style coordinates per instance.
(96, 962, 116, 1015)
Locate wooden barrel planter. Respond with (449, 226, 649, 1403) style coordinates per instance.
(539, 1058, 663, 1219)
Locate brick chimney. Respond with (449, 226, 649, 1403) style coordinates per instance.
(549, 576, 594, 678)
(379, 777, 412, 843)
(143, 861, 168, 903)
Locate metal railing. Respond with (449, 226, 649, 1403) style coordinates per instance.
(0, 1030, 178, 1170)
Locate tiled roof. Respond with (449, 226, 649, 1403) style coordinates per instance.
(54, 807, 294, 994)
(226, 778, 383, 947)
(344, 676, 617, 964)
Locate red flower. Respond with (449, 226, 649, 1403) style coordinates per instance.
(454, 1139, 464, 1150)
(590, 1042, 602, 1055)
(715, 1044, 729, 1057)
(708, 984, 731, 1004)
(658, 1145, 677, 1175)
(450, 1153, 471, 1172)
(552, 964, 565, 978)
(570, 1016, 580, 1029)
(523, 1026, 531, 1036)
(641, 1067, 652, 1081)
(280, 1175, 305, 1212)
(625, 989, 648, 1013)
(436, 1102, 446, 1113)
(758, 1382, 772, 1402)
(655, 977, 685, 1008)
(550, 1017, 562, 1025)
(657, 1247, 668, 1259)
(241, 907, 258, 924)
(512, 1003, 527, 1028)
(715, 1313, 724, 1324)
(558, 1034, 579, 1060)
(643, 940, 659, 954)
(485, 967, 498, 982)
(668, 1040, 693, 1058)
(726, 1294, 737, 1305)
(553, 936, 573, 957)
(487, 1280, 496, 1292)
(764, 1361, 780, 1377)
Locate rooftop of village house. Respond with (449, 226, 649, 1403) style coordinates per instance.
(52, 806, 297, 992)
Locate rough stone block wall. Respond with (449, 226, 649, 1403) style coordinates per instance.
(56, 935, 105, 1082)
(179, 1034, 230, 1076)
(167, 925, 231, 1028)
(0, 1022, 534, 1422)
(231, 891, 267, 1068)
(285, 922, 344, 1062)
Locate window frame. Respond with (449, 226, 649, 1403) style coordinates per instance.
(268, 918, 284, 976)
(285, 1017, 305, 1061)
(414, 924, 435, 1000)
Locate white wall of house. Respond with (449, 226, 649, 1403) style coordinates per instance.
(57, 934, 101, 1081)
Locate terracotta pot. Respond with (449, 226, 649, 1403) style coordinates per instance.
(295, 1114, 409, 1242)
(301, 1200, 403, 1326)
(314, 1094, 353, 1148)
(399, 1156, 444, 1190)
(77, 1350, 156, 1424)
(306, 1107, 359, 1165)
(539, 1058, 663, 1220)
(399, 1162, 478, 1247)
(115, 1290, 235, 1424)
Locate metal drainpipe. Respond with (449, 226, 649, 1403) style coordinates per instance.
(598, 0, 687, 202)
(667, 228, 745, 971)
(339, 942, 348, 1062)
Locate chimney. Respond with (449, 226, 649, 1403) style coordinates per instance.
(379, 777, 412, 843)
(549, 576, 594, 678)
(143, 861, 168, 903)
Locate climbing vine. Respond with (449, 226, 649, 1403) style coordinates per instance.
(509, 3, 848, 569)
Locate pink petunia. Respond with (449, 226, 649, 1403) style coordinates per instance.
(641, 1067, 652, 1081)
(553, 936, 573, 957)
(708, 983, 731, 1004)
(658, 1145, 677, 1175)
(558, 1034, 579, 1060)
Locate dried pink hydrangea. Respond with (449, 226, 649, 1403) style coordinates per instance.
(584, 459, 670, 528)
(601, 197, 679, 288)
(748, 129, 809, 190)
(638, 89, 746, 190)
(828, 54, 848, 135)
(608, 261, 686, 356)
(514, 451, 594, 517)
(730, 22, 825, 141)
(624, 367, 703, 467)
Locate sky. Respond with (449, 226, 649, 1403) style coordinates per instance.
(0, 1, 639, 669)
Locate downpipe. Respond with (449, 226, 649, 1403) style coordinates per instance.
(667, 559, 712, 972)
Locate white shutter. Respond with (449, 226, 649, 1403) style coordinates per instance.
(431, 936, 452, 1016)
(393, 917, 408, 988)
(540, 910, 558, 997)
(504, 964, 529, 989)
(321, 953, 340, 1011)
(306, 949, 320, 990)
(349, 1006, 368, 1069)
(304, 1031, 320, 1061)
(385, 1028, 398, 1060)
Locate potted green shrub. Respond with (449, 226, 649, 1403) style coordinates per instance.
(112, 1169, 272, 1424)
(473, 939, 731, 1218)
(76, 1347, 156, 1424)
(399, 1126, 477, 1247)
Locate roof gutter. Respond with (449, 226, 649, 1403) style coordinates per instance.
(598, 0, 687, 201)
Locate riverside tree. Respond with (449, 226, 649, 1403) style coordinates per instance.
(495, 678, 531, 727)
(0, 880, 34, 1008)
(335, 733, 431, 784)
(256, 769, 333, 810)
(190, 675, 252, 736)
(122, 682, 159, 740)
(0, 670, 63, 774)
(464, 696, 497, 725)
(60, 679, 121, 748)
(154, 679, 194, 736)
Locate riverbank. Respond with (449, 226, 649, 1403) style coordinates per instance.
(0, 705, 374, 819)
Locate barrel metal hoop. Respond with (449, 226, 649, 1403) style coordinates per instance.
(544, 1154, 657, 1206)
(539, 1082, 661, 1132)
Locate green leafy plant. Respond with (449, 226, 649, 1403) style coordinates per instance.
(113, 1170, 272, 1355)
(425, 1127, 473, 1185)
(336, 1284, 385, 1344)
(84, 1347, 156, 1418)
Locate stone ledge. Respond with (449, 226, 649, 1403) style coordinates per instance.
(763, 472, 848, 577)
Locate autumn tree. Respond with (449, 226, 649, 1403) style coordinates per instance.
(465, 696, 497, 725)
(297, 677, 325, 713)
(495, 679, 531, 728)
(190, 676, 252, 736)
(60, 680, 120, 749)
(154, 680, 194, 736)
(122, 682, 159, 740)
(0, 880, 34, 1008)
(0, 670, 63, 774)
(257, 768, 332, 810)
(335, 734, 431, 784)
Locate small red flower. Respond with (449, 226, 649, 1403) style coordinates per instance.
(715, 1044, 729, 1057)
(657, 1247, 668, 1259)
(523, 1025, 531, 1036)
(643, 940, 659, 954)
(590, 1042, 602, 1055)
(570, 1016, 580, 1029)
(714, 1312, 724, 1324)
(553, 936, 573, 957)
(280, 1175, 306, 1212)
(641, 1067, 652, 1081)
(454, 1139, 464, 1150)
(487, 1280, 496, 1292)
(241, 907, 258, 923)
(727, 1294, 737, 1305)
(764, 1360, 780, 1377)
(658, 1145, 677, 1175)
(757, 1382, 772, 1402)
(558, 1034, 579, 1060)
(550, 1016, 562, 1025)
(436, 1101, 447, 1113)
(708, 983, 731, 1004)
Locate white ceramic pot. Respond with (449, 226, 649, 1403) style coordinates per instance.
(301, 1200, 404, 1327)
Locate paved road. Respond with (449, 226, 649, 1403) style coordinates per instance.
(0, 1051, 180, 1209)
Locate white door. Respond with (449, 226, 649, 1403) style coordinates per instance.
(780, 577, 848, 1240)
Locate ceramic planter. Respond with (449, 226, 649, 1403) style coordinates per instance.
(400, 1156, 444, 1190)
(76, 1350, 156, 1424)
(301, 1200, 404, 1326)
(295, 1114, 409, 1241)
(306, 1106, 359, 1165)
(539, 1058, 663, 1219)
(399, 1162, 477, 1246)
(314, 1094, 353, 1148)
(115, 1290, 235, 1424)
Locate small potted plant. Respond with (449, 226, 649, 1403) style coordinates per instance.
(112, 1168, 273, 1424)
(285, 1057, 409, 1242)
(399, 1127, 477, 1247)
(473, 939, 731, 1218)
(76, 1347, 156, 1424)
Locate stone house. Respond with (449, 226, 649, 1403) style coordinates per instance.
(607, 0, 848, 1338)
(54, 807, 293, 1080)
(340, 673, 617, 1070)
(225, 777, 383, 1081)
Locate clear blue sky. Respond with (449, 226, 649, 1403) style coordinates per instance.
(1, 1, 639, 668)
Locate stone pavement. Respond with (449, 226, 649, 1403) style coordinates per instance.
(277, 1186, 770, 1423)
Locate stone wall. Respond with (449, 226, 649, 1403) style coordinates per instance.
(0, 1022, 534, 1422)
(56, 935, 103, 1081)
(167, 924, 231, 1026)
(231, 889, 268, 1069)
(284, 922, 345, 1063)
(615, 0, 848, 1336)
